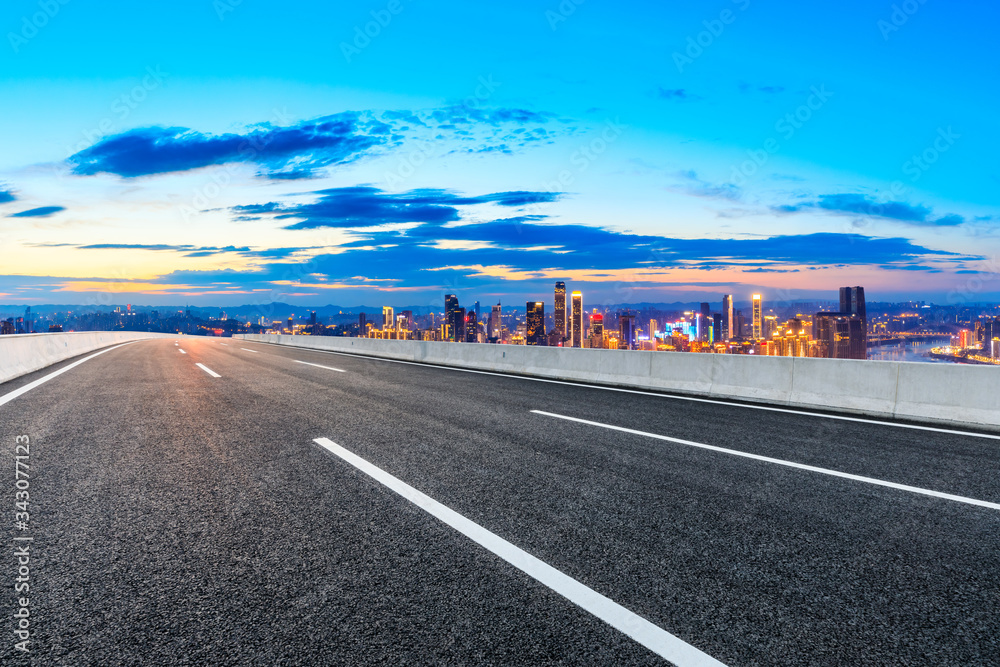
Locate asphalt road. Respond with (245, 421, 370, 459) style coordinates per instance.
(1, 337, 998, 666)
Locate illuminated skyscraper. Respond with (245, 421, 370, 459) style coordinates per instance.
(591, 313, 604, 337)
(814, 312, 865, 359)
(839, 286, 867, 346)
(490, 302, 502, 340)
(588, 313, 604, 348)
(571, 291, 583, 348)
(445, 294, 461, 341)
(699, 302, 710, 342)
(465, 312, 478, 342)
(982, 318, 1000, 351)
(382, 306, 394, 330)
(752, 294, 762, 340)
(526, 301, 545, 345)
(454, 307, 466, 342)
(722, 295, 734, 341)
(554, 282, 566, 340)
(619, 311, 636, 350)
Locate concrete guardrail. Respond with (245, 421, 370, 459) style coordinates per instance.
(0, 332, 177, 386)
(237, 334, 1000, 433)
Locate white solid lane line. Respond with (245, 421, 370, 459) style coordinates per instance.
(532, 410, 1000, 512)
(250, 342, 1000, 441)
(0, 342, 138, 408)
(178, 349, 187, 354)
(313, 437, 726, 667)
(240, 348, 259, 353)
(294, 360, 346, 373)
(196, 363, 221, 378)
(221, 343, 228, 346)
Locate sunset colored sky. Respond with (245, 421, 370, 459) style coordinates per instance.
(2, 0, 998, 308)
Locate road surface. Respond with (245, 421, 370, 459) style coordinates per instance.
(1, 337, 998, 665)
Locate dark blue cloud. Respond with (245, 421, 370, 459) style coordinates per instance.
(0, 188, 15, 204)
(657, 87, 701, 101)
(671, 170, 741, 201)
(776, 193, 966, 226)
(333, 221, 965, 275)
(67, 105, 568, 179)
(119, 227, 973, 306)
(31, 242, 314, 260)
(9, 206, 64, 218)
(68, 113, 387, 179)
(233, 187, 562, 229)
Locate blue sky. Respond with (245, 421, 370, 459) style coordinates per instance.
(1, 0, 998, 308)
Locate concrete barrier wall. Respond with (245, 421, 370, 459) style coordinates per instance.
(0, 332, 176, 385)
(236, 334, 1000, 432)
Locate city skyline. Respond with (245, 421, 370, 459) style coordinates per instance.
(1, 2, 999, 306)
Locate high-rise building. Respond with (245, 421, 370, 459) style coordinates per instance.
(591, 313, 604, 337)
(382, 306, 394, 330)
(814, 312, 865, 359)
(571, 291, 583, 348)
(465, 312, 478, 342)
(554, 282, 566, 340)
(992, 338, 1000, 359)
(619, 311, 636, 350)
(454, 307, 466, 342)
(359, 312, 367, 331)
(721, 295, 734, 341)
(445, 294, 461, 341)
(712, 313, 722, 344)
(526, 301, 545, 345)
(649, 319, 658, 340)
(490, 302, 502, 341)
(699, 302, 711, 342)
(839, 286, 867, 346)
(588, 313, 604, 349)
(752, 294, 762, 340)
(982, 318, 1000, 350)
(959, 329, 976, 349)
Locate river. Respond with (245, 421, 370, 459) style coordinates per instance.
(867, 339, 954, 364)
